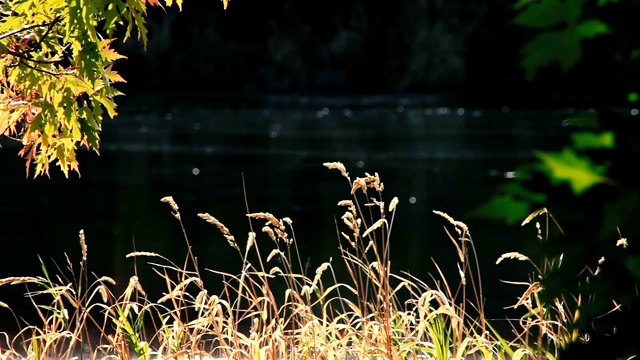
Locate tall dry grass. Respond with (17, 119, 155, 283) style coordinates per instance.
(0, 163, 612, 360)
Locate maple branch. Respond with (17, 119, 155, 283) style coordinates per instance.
(1, 16, 64, 64)
(6, 48, 62, 64)
(35, 15, 61, 47)
(1, 134, 22, 143)
(21, 60, 74, 76)
(0, 16, 62, 41)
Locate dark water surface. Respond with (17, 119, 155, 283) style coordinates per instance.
(1, 94, 577, 327)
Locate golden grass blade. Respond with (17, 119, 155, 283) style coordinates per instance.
(512, 348, 535, 360)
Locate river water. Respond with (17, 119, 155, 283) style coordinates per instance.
(0, 93, 578, 325)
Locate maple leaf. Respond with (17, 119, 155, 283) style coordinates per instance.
(0, 113, 10, 136)
(99, 39, 127, 62)
(105, 66, 127, 83)
(18, 137, 39, 178)
(535, 148, 609, 195)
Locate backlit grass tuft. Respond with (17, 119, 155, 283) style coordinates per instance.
(0, 163, 616, 360)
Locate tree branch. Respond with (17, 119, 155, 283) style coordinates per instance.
(0, 134, 22, 143)
(6, 48, 62, 64)
(21, 60, 74, 76)
(0, 16, 62, 41)
(36, 15, 61, 47)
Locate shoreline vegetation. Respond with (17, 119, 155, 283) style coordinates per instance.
(0, 163, 626, 360)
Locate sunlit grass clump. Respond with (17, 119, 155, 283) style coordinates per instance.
(0, 163, 594, 360)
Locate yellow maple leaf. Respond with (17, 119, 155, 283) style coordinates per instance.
(106, 66, 127, 83)
(99, 39, 127, 62)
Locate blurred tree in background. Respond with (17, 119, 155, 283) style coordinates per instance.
(117, 0, 488, 94)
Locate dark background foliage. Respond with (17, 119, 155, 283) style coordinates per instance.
(113, 0, 638, 106)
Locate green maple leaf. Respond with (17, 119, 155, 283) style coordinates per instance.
(535, 148, 609, 195)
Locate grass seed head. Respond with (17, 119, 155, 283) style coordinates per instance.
(617, 237, 629, 249)
(198, 213, 231, 235)
(521, 207, 548, 226)
(126, 251, 162, 258)
(0, 276, 47, 285)
(198, 213, 239, 249)
(98, 284, 109, 303)
(262, 226, 276, 242)
(515, 282, 543, 309)
(160, 196, 179, 212)
(266, 249, 283, 263)
(247, 232, 256, 250)
(433, 210, 469, 234)
(79, 229, 87, 262)
(389, 197, 399, 212)
(362, 218, 385, 239)
(496, 252, 530, 265)
(127, 275, 145, 297)
(247, 212, 283, 229)
(323, 161, 349, 179)
(161, 196, 181, 219)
